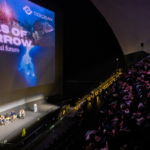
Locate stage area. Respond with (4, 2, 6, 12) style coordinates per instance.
(0, 103, 60, 143)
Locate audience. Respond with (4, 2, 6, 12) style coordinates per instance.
(84, 56, 150, 150)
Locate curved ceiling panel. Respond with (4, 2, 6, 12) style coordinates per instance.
(91, 0, 150, 55)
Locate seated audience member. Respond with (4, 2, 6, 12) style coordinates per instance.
(86, 146, 93, 150)
(89, 128, 110, 149)
(11, 110, 17, 122)
(19, 109, 25, 119)
(100, 141, 109, 150)
(0, 115, 7, 125)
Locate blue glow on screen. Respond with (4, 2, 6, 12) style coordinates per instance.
(0, 0, 55, 93)
(20, 45, 36, 87)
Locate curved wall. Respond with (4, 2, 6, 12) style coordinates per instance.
(91, 0, 150, 55)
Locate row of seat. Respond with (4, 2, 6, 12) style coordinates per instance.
(42, 97, 102, 150)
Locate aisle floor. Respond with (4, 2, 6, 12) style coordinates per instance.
(32, 108, 77, 150)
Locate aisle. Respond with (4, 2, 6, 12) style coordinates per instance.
(32, 108, 77, 150)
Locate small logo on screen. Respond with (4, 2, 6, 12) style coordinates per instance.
(23, 6, 32, 15)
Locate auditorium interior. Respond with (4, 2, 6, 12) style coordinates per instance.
(0, 0, 150, 150)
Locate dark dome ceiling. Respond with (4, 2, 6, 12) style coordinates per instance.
(91, 0, 150, 55)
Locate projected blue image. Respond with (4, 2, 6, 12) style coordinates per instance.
(19, 45, 36, 87)
(0, 0, 55, 93)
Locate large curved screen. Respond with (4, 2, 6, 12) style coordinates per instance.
(0, 0, 55, 94)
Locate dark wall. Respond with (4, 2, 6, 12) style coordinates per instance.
(53, 0, 125, 99)
(125, 51, 149, 68)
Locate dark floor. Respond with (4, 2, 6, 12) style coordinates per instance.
(32, 108, 77, 150)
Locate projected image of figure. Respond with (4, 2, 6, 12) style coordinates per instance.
(34, 19, 54, 35)
(0, 1, 54, 48)
(19, 45, 36, 86)
(32, 19, 54, 47)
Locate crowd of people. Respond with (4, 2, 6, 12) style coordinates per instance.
(84, 56, 150, 150)
(0, 109, 26, 126)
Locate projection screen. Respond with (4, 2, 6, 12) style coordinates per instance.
(0, 0, 55, 94)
